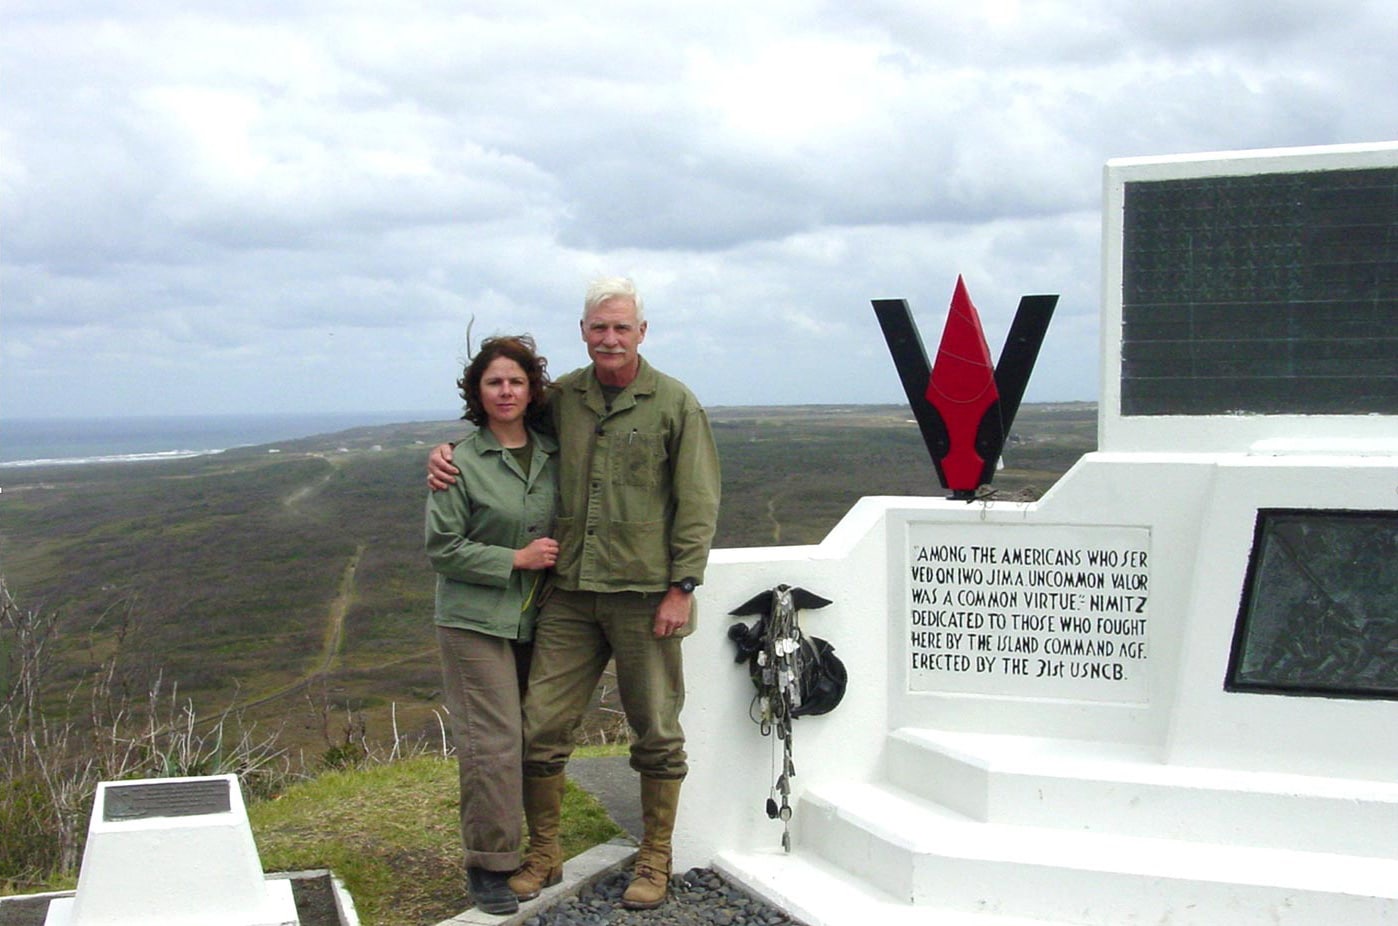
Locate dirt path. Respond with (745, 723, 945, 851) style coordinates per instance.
(283, 472, 335, 509)
(319, 543, 363, 674)
(241, 544, 363, 710)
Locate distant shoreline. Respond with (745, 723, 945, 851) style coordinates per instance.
(0, 402, 1097, 468)
(0, 448, 226, 469)
(0, 410, 457, 467)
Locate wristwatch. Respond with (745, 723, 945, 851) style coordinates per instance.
(671, 577, 698, 594)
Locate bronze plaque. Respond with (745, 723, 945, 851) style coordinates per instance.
(103, 778, 232, 821)
(1228, 509, 1398, 699)
(1121, 167, 1398, 416)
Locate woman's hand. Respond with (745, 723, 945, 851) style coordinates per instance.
(513, 537, 559, 571)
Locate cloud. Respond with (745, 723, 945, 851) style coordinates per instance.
(2, 0, 1395, 418)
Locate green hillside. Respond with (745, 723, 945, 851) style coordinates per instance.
(0, 404, 1095, 760)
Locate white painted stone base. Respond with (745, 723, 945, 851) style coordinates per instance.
(45, 775, 299, 926)
(713, 729, 1398, 926)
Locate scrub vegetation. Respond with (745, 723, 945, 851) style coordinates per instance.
(0, 403, 1093, 914)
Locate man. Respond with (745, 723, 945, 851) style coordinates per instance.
(427, 277, 721, 909)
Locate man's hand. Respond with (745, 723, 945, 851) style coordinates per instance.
(427, 442, 458, 491)
(513, 537, 559, 571)
(653, 587, 692, 638)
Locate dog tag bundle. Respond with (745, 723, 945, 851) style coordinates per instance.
(728, 584, 846, 851)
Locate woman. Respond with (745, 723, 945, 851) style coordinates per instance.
(425, 335, 559, 916)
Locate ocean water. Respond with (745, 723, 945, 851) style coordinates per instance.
(0, 410, 456, 467)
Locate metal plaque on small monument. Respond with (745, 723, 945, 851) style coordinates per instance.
(102, 777, 233, 821)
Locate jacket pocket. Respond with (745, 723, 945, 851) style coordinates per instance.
(611, 431, 666, 487)
(603, 518, 666, 582)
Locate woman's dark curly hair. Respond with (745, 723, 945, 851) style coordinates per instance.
(458, 334, 552, 426)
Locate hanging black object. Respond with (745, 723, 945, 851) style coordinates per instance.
(728, 584, 844, 851)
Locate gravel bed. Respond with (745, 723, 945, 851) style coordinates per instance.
(523, 868, 805, 926)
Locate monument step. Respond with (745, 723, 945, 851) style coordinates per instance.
(796, 779, 1398, 926)
(887, 727, 1398, 858)
(712, 847, 1050, 926)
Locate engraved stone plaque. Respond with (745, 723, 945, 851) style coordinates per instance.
(102, 778, 233, 821)
(905, 522, 1151, 703)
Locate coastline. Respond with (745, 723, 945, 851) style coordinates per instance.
(0, 410, 456, 468)
(0, 448, 226, 469)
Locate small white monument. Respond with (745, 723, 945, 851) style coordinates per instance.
(681, 141, 1398, 925)
(43, 774, 299, 926)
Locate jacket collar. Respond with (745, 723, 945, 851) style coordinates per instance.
(575, 355, 656, 417)
(465, 423, 558, 455)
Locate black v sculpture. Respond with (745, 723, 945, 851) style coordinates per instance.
(874, 277, 1057, 499)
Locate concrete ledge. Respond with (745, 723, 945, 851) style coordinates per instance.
(0, 872, 355, 926)
(269, 870, 360, 926)
(433, 841, 636, 926)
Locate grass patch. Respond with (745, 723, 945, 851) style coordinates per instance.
(249, 754, 624, 926)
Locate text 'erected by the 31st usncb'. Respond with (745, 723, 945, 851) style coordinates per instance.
(906, 524, 1151, 702)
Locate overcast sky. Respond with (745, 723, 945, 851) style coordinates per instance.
(3, 1, 1395, 420)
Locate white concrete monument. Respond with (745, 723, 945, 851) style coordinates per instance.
(680, 141, 1398, 925)
(43, 774, 299, 926)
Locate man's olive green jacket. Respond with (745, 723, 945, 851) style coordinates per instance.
(549, 357, 721, 594)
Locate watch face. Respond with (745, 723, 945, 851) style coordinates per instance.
(676, 578, 697, 593)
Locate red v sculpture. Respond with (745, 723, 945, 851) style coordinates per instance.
(873, 279, 1058, 499)
(927, 276, 999, 490)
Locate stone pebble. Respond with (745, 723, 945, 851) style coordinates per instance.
(523, 868, 804, 926)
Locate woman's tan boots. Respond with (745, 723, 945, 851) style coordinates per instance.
(508, 773, 566, 900)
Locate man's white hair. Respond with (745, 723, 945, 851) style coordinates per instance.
(583, 277, 645, 322)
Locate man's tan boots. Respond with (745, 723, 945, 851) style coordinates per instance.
(622, 776, 682, 909)
(508, 773, 567, 900)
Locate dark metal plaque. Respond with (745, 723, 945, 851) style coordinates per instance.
(102, 778, 233, 821)
(1121, 167, 1398, 416)
(1227, 509, 1398, 699)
